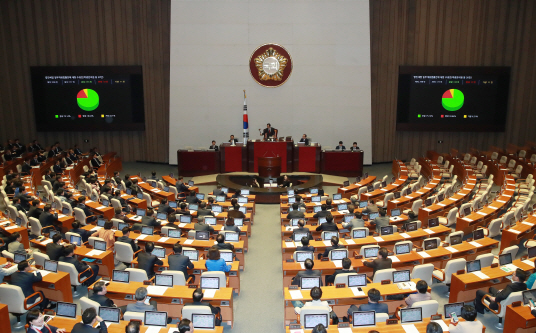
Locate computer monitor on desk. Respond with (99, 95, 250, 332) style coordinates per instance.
(99, 307, 121, 324)
(466, 260, 481, 273)
(400, 307, 422, 323)
(112, 270, 130, 283)
(444, 303, 464, 319)
(56, 302, 77, 318)
(303, 314, 328, 329)
(352, 311, 375, 327)
(423, 239, 438, 250)
(348, 274, 367, 288)
(301, 277, 321, 290)
(364, 247, 379, 259)
(144, 311, 168, 327)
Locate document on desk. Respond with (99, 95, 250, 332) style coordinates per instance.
(183, 239, 194, 245)
(340, 188, 348, 191)
(158, 237, 170, 242)
(400, 233, 411, 238)
(40, 239, 53, 245)
(300, 263, 305, 269)
(522, 222, 535, 226)
(178, 223, 187, 227)
(373, 236, 384, 242)
(509, 229, 522, 234)
(476, 211, 487, 216)
(90, 226, 102, 231)
(131, 216, 142, 221)
(168, 328, 180, 333)
(417, 251, 431, 258)
(432, 320, 449, 331)
(285, 242, 296, 248)
(332, 260, 343, 268)
(147, 285, 169, 296)
(501, 264, 519, 273)
(338, 327, 353, 333)
(437, 203, 446, 207)
(86, 249, 105, 256)
(345, 239, 355, 245)
(497, 199, 507, 203)
(402, 324, 420, 333)
(96, 206, 107, 210)
(290, 329, 304, 333)
(405, 196, 413, 199)
(289, 290, 303, 300)
(423, 229, 434, 234)
(473, 271, 490, 280)
(522, 260, 535, 267)
(350, 287, 366, 296)
(422, 208, 432, 212)
(136, 234, 148, 240)
(203, 289, 217, 299)
(391, 200, 399, 203)
(380, 188, 388, 192)
(388, 255, 400, 262)
(145, 326, 162, 333)
(462, 217, 473, 222)
(36, 270, 52, 277)
(468, 241, 483, 247)
(323, 240, 332, 246)
(445, 247, 459, 253)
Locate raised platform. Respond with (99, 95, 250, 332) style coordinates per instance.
(191, 172, 348, 187)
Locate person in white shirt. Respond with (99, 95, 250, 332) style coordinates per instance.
(294, 286, 339, 324)
(448, 304, 483, 333)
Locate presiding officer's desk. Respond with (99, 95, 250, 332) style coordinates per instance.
(131, 257, 241, 295)
(283, 279, 427, 324)
(41, 315, 223, 333)
(504, 304, 536, 333)
(89, 280, 235, 327)
(449, 257, 535, 303)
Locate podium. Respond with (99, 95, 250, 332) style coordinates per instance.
(258, 156, 281, 178)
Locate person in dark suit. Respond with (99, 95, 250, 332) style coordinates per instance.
(228, 135, 238, 144)
(157, 198, 175, 214)
(28, 199, 43, 219)
(350, 142, 360, 151)
(177, 202, 191, 215)
(326, 257, 357, 285)
(47, 146, 56, 158)
(313, 204, 331, 219)
(69, 221, 92, 242)
(141, 208, 161, 228)
(53, 160, 63, 174)
(18, 188, 35, 211)
(11, 260, 50, 310)
(90, 154, 101, 168)
(475, 268, 528, 314)
(362, 199, 379, 215)
(343, 211, 365, 230)
(184, 288, 222, 326)
(21, 159, 32, 174)
(294, 195, 307, 209)
(73, 145, 83, 156)
(53, 142, 63, 154)
(185, 190, 200, 204)
(227, 199, 246, 219)
(212, 185, 225, 196)
(12, 197, 26, 213)
(194, 217, 214, 233)
(370, 209, 390, 233)
(335, 141, 346, 150)
(321, 236, 345, 258)
(296, 237, 315, 252)
(31, 140, 44, 152)
(8, 232, 29, 256)
(315, 214, 339, 232)
(347, 288, 388, 316)
(261, 123, 276, 140)
(112, 190, 130, 212)
(279, 175, 291, 188)
(30, 155, 40, 166)
(175, 176, 190, 194)
(46, 234, 65, 261)
(291, 259, 322, 286)
(363, 247, 392, 277)
(137, 242, 163, 279)
(299, 134, 310, 145)
(168, 243, 195, 283)
(89, 281, 115, 307)
(39, 204, 61, 231)
(165, 215, 181, 230)
(223, 217, 240, 233)
(59, 244, 99, 286)
(3, 148, 16, 161)
(401, 211, 419, 231)
(292, 220, 313, 240)
(287, 203, 305, 219)
(117, 226, 139, 253)
(197, 202, 214, 218)
(76, 196, 96, 223)
(26, 308, 67, 333)
(209, 140, 219, 151)
(125, 286, 159, 314)
(215, 233, 235, 251)
(72, 308, 107, 333)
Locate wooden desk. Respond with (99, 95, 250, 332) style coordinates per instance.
(220, 143, 247, 173)
(0, 304, 10, 333)
(176, 149, 221, 177)
(504, 304, 536, 333)
(44, 316, 223, 333)
(337, 176, 376, 199)
(0, 220, 29, 248)
(321, 151, 363, 177)
(293, 144, 321, 173)
(97, 153, 122, 178)
(449, 258, 535, 303)
(386, 177, 441, 213)
(248, 140, 293, 173)
(33, 271, 73, 303)
(500, 214, 536, 251)
(161, 175, 199, 194)
(90, 281, 235, 327)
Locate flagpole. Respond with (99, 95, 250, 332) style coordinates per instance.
(243, 90, 249, 144)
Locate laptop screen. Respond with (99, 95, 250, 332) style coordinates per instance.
(473, 228, 484, 240)
(348, 274, 367, 287)
(464, 207, 471, 216)
(352, 311, 375, 327)
(196, 193, 205, 200)
(450, 234, 462, 245)
(393, 270, 411, 283)
(44, 259, 58, 272)
(113, 270, 130, 283)
(15, 217, 22, 226)
(395, 243, 411, 255)
(394, 192, 401, 199)
(437, 193, 445, 202)
(303, 314, 328, 329)
(333, 193, 342, 200)
(466, 260, 481, 273)
(220, 251, 233, 263)
(241, 189, 249, 195)
(344, 214, 354, 223)
(94, 240, 107, 251)
(381, 181, 387, 187)
(102, 199, 109, 207)
(390, 208, 401, 217)
(428, 217, 439, 228)
(117, 222, 129, 231)
(70, 235, 81, 246)
(224, 232, 239, 242)
(313, 206, 322, 214)
(323, 231, 338, 240)
(312, 196, 321, 203)
(155, 274, 173, 287)
(14, 253, 26, 263)
(126, 189, 132, 195)
(141, 226, 154, 235)
(152, 247, 166, 258)
(233, 218, 243, 226)
(369, 212, 379, 220)
(239, 207, 247, 214)
(288, 197, 296, 204)
(338, 204, 348, 211)
(238, 196, 248, 203)
(216, 196, 226, 202)
(364, 247, 379, 258)
(163, 187, 170, 192)
(358, 201, 368, 209)
(189, 204, 198, 211)
(212, 205, 223, 213)
(301, 277, 321, 290)
(180, 215, 192, 223)
(405, 222, 417, 232)
(380, 226, 393, 235)
(144, 311, 168, 327)
(183, 250, 199, 261)
(136, 208, 146, 216)
(195, 231, 210, 240)
(444, 303, 464, 318)
(522, 289, 536, 305)
(295, 251, 314, 262)
(290, 218, 300, 226)
(400, 307, 423, 323)
(156, 212, 167, 220)
(287, 189, 295, 196)
(200, 276, 220, 289)
(62, 207, 69, 215)
(310, 188, 319, 194)
(355, 177, 362, 183)
(204, 217, 217, 225)
(343, 181, 350, 187)
(353, 229, 367, 239)
(424, 239, 438, 250)
(330, 249, 347, 260)
(293, 232, 309, 242)
(192, 314, 216, 330)
(56, 302, 77, 318)
(188, 180, 194, 186)
(169, 201, 177, 208)
(167, 229, 181, 238)
(425, 198, 432, 206)
(137, 192, 143, 199)
(528, 246, 536, 259)
(99, 307, 121, 323)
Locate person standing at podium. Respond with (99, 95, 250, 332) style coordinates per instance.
(260, 123, 276, 140)
(229, 135, 238, 144)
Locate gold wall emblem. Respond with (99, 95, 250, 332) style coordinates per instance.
(254, 47, 288, 81)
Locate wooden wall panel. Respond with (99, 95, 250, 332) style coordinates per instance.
(370, 0, 536, 162)
(0, 0, 170, 162)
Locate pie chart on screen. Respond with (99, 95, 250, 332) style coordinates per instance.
(442, 89, 464, 111)
(77, 89, 99, 111)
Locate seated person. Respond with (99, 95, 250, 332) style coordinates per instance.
(212, 185, 225, 196)
(326, 257, 357, 285)
(223, 217, 240, 233)
(209, 140, 219, 151)
(215, 233, 235, 252)
(76, 196, 97, 223)
(347, 288, 388, 316)
(426, 322, 443, 333)
(125, 287, 167, 323)
(362, 200, 379, 215)
(325, 198, 334, 211)
(197, 202, 214, 218)
(177, 202, 191, 215)
(315, 214, 339, 232)
(27, 308, 67, 333)
(89, 281, 127, 313)
(168, 243, 195, 283)
(8, 232, 30, 257)
(113, 208, 128, 222)
(205, 246, 231, 272)
(177, 319, 193, 333)
(350, 142, 360, 151)
(194, 216, 214, 233)
(449, 304, 483, 333)
(292, 220, 313, 240)
(39, 204, 61, 231)
(299, 134, 309, 145)
(475, 268, 527, 314)
(69, 220, 92, 242)
(59, 244, 100, 286)
(294, 286, 338, 324)
(279, 175, 291, 188)
(363, 247, 392, 277)
(291, 258, 321, 286)
(165, 215, 181, 229)
(117, 226, 139, 253)
(11, 260, 50, 310)
(175, 176, 189, 194)
(228, 135, 238, 144)
(313, 204, 330, 218)
(343, 211, 365, 230)
(321, 236, 345, 258)
(46, 233, 65, 261)
(287, 202, 305, 219)
(141, 208, 161, 227)
(227, 200, 246, 219)
(137, 242, 164, 279)
(185, 190, 200, 204)
(90, 220, 115, 249)
(184, 288, 222, 326)
(28, 199, 44, 219)
(335, 141, 346, 150)
(0, 260, 18, 283)
(295, 195, 307, 209)
(370, 208, 390, 233)
(157, 198, 175, 215)
(296, 237, 315, 252)
(404, 280, 431, 307)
